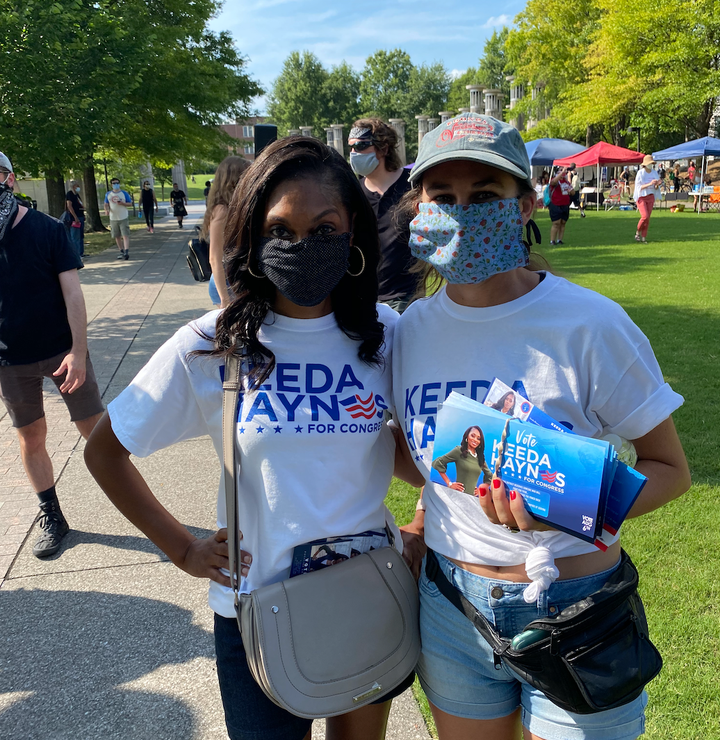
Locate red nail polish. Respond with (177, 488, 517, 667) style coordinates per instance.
(510, 491, 517, 501)
(479, 488, 487, 497)
(492, 479, 501, 489)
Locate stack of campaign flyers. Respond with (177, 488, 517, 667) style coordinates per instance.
(431, 389, 647, 549)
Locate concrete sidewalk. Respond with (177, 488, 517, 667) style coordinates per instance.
(0, 209, 430, 740)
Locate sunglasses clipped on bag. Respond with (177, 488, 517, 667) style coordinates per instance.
(348, 140, 375, 152)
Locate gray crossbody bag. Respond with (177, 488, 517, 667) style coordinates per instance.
(222, 353, 420, 719)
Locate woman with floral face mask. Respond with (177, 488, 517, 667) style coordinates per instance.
(392, 114, 690, 740)
(85, 138, 423, 740)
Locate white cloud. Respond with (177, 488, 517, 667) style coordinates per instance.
(450, 69, 467, 80)
(483, 14, 512, 28)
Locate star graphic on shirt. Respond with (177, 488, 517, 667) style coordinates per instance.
(273, 425, 282, 433)
(256, 426, 264, 434)
(295, 425, 303, 433)
(238, 427, 245, 434)
(415, 455, 421, 462)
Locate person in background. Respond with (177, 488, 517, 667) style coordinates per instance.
(348, 118, 417, 313)
(633, 154, 661, 243)
(672, 162, 681, 191)
(620, 166, 630, 196)
(568, 164, 585, 217)
(104, 177, 132, 260)
(533, 175, 546, 210)
(202, 155, 251, 308)
(687, 161, 696, 187)
(140, 181, 158, 234)
(65, 180, 85, 258)
(203, 180, 212, 204)
(548, 163, 574, 245)
(170, 182, 188, 228)
(0, 152, 104, 559)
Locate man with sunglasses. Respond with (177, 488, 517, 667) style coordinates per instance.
(349, 118, 417, 312)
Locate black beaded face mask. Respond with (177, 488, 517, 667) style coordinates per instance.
(255, 232, 352, 307)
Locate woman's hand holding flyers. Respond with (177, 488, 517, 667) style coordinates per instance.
(179, 527, 252, 587)
(475, 478, 554, 532)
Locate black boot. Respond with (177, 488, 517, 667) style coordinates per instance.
(32, 499, 69, 558)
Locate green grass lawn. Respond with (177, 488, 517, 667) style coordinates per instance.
(184, 174, 214, 201)
(387, 208, 720, 739)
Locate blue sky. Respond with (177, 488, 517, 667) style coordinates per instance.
(209, 0, 528, 113)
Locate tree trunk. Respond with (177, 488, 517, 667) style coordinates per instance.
(585, 125, 596, 148)
(614, 115, 627, 148)
(45, 169, 66, 217)
(695, 100, 713, 139)
(83, 161, 106, 232)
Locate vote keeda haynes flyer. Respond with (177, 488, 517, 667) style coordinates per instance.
(431, 392, 617, 543)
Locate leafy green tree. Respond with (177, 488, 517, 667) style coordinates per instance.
(505, 0, 602, 144)
(0, 0, 260, 222)
(322, 62, 362, 131)
(447, 68, 482, 114)
(359, 49, 414, 120)
(478, 28, 512, 99)
(564, 0, 720, 150)
(267, 51, 329, 136)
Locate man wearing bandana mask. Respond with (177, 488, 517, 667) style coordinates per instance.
(349, 118, 417, 312)
(0, 152, 104, 558)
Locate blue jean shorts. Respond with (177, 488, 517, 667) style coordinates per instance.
(417, 551, 647, 740)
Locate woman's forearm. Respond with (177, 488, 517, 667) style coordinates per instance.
(209, 213, 231, 306)
(627, 417, 691, 517)
(85, 413, 196, 565)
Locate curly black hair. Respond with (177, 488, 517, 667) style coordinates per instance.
(194, 137, 384, 389)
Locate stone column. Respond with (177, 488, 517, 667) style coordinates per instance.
(139, 162, 154, 189)
(483, 90, 504, 121)
(171, 161, 186, 191)
(439, 111, 454, 123)
(416, 115, 430, 147)
(325, 128, 335, 147)
(288, 128, 301, 136)
(466, 85, 485, 114)
(331, 124, 344, 156)
(427, 118, 439, 132)
(388, 119, 406, 165)
(528, 82, 545, 129)
(459, 107, 471, 115)
(507, 76, 525, 131)
(300, 126, 313, 138)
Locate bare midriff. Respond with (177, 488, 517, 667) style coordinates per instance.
(447, 540, 621, 582)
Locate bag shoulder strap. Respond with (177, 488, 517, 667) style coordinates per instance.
(222, 353, 242, 606)
(425, 549, 509, 656)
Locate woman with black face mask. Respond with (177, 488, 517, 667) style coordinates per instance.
(85, 138, 424, 740)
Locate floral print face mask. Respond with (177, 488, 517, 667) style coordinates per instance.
(409, 198, 529, 284)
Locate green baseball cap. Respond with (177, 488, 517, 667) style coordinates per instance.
(409, 113, 532, 188)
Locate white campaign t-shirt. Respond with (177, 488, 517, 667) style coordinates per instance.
(109, 305, 399, 618)
(393, 272, 683, 568)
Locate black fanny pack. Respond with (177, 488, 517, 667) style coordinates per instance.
(425, 548, 662, 715)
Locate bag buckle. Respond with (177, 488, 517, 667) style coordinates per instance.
(353, 682, 383, 703)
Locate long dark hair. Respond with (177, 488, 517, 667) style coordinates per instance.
(197, 137, 383, 389)
(200, 155, 251, 239)
(460, 425, 485, 460)
(491, 391, 516, 415)
(397, 174, 550, 299)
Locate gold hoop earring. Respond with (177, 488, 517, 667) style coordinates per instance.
(347, 245, 365, 277)
(246, 253, 266, 279)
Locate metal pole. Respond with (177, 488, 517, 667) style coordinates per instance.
(597, 162, 600, 211)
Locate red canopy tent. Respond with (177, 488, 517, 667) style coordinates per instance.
(554, 142, 646, 210)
